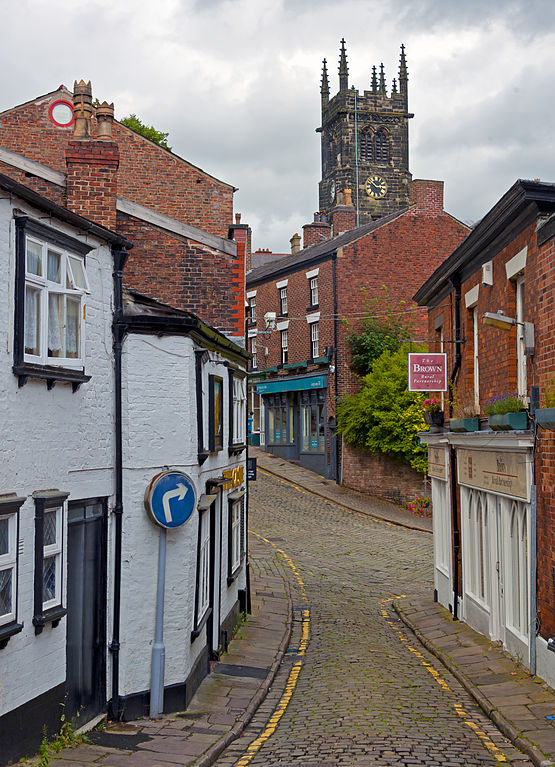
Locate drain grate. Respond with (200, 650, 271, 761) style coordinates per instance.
(212, 663, 269, 679)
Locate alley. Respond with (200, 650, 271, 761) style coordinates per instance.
(214, 470, 532, 767)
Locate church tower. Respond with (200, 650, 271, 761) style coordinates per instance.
(318, 40, 413, 225)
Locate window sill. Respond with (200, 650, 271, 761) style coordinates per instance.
(306, 304, 319, 312)
(228, 443, 247, 456)
(0, 621, 23, 649)
(33, 605, 67, 635)
(191, 606, 212, 642)
(227, 563, 243, 587)
(198, 451, 210, 465)
(14, 363, 90, 392)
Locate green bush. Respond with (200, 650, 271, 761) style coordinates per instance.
(120, 114, 172, 150)
(336, 345, 428, 474)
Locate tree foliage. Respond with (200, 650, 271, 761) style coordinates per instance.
(345, 287, 414, 377)
(120, 114, 172, 150)
(336, 344, 428, 474)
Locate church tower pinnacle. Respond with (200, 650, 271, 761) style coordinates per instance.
(317, 41, 413, 225)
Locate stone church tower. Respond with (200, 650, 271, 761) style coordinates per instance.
(318, 40, 413, 225)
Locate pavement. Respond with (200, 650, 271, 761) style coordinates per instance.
(28, 449, 555, 767)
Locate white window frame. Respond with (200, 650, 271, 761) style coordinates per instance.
(249, 295, 257, 324)
(310, 321, 319, 359)
(232, 375, 247, 445)
(42, 506, 63, 611)
(229, 497, 244, 576)
(24, 235, 89, 368)
(281, 329, 288, 364)
(0, 513, 17, 627)
(310, 277, 319, 307)
(516, 275, 527, 399)
(250, 335, 257, 369)
(198, 509, 211, 619)
(507, 500, 529, 639)
(279, 287, 288, 316)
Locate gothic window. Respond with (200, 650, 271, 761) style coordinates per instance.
(374, 129, 389, 163)
(359, 128, 373, 163)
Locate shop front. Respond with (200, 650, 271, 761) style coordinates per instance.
(422, 431, 535, 669)
(256, 373, 329, 476)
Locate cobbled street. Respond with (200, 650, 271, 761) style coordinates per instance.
(214, 471, 532, 767)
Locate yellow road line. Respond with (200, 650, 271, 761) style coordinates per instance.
(380, 598, 508, 763)
(234, 534, 310, 766)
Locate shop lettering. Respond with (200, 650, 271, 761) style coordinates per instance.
(412, 364, 443, 373)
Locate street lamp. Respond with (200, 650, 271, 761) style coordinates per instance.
(482, 311, 535, 355)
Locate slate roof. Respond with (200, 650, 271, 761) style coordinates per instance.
(246, 206, 409, 286)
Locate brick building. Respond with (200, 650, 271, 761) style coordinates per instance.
(247, 181, 469, 492)
(0, 81, 250, 761)
(415, 179, 555, 687)
(247, 42, 469, 497)
(0, 80, 247, 341)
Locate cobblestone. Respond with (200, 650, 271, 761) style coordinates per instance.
(214, 472, 533, 767)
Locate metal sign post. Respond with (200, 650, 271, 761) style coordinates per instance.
(144, 470, 196, 718)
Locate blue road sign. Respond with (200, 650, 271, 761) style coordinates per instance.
(145, 471, 196, 529)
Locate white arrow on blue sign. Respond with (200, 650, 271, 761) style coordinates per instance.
(145, 470, 196, 529)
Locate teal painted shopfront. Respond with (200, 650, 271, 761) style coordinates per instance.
(256, 374, 329, 476)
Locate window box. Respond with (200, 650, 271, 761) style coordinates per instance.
(488, 412, 528, 431)
(449, 417, 480, 433)
(424, 410, 444, 428)
(283, 361, 308, 370)
(535, 407, 555, 430)
(312, 356, 330, 365)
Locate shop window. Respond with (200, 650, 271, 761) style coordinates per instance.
(467, 489, 488, 606)
(301, 394, 325, 453)
(508, 501, 528, 637)
(310, 277, 319, 308)
(281, 330, 288, 365)
(279, 287, 288, 316)
(228, 491, 245, 583)
(209, 375, 224, 452)
(0, 495, 25, 648)
(230, 373, 247, 447)
(310, 321, 319, 359)
(33, 490, 69, 634)
(267, 397, 290, 444)
(192, 495, 216, 640)
(14, 217, 92, 389)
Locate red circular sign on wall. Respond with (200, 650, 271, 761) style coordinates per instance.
(48, 100, 74, 128)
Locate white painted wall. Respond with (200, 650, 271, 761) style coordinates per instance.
(0, 197, 115, 716)
(120, 336, 247, 697)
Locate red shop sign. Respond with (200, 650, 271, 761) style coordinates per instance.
(408, 353, 447, 392)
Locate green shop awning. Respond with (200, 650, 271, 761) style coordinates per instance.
(256, 374, 326, 394)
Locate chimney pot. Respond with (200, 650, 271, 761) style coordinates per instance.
(235, 213, 242, 224)
(290, 233, 302, 254)
(96, 101, 115, 140)
(72, 79, 93, 140)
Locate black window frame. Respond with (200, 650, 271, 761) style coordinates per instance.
(191, 494, 216, 641)
(0, 494, 26, 649)
(227, 490, 245, 585)
(32, 490, 69, 635)
(209, 374, 224, 453)
(13, 216, 92, 391)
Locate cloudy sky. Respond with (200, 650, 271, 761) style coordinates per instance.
(2, 0, 555, 251)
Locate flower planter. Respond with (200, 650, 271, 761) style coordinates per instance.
(424, 410, 444, 428)
(488, 412, 528, 431)
(535, 407, 555, 430)
(449, 417, 479, 433)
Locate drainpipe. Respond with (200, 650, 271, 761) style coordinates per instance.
(332, 252, 340, 483)
(530, 483, 537, 674)
(449, 278, 462, 621)
(109, 247, 128, 720)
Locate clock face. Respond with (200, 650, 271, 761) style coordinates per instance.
(365, 174, 388, 199)
(330, 181, 336, 201)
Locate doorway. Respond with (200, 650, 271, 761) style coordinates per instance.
(66, 499, 107, 724)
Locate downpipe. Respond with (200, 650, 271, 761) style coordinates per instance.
(449, 279, 462, 621)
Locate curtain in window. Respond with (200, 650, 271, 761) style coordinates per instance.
(24, 286, 40, 354)
(48, 293, 63, 355)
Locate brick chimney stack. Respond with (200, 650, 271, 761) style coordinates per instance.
(409, 179, 444, 214)
(331, 188, 356, 236)
(303, 212, 331, 248)
(65, 79, 120, 230)
(229, 213, 250, 338)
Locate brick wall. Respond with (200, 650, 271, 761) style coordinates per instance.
(65, 140, 119, 230)
(0, 88, 234, 237)
(0, 160, 65, 205)
(342, 443, 427, 505)
(117, 211, 239, 335)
